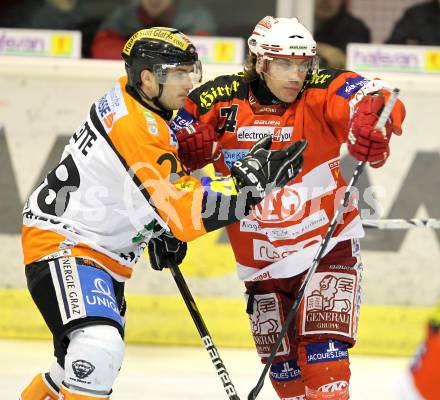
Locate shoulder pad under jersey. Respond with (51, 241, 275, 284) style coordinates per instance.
(188, 73, 247, 113)
(303, 68, 346, 90)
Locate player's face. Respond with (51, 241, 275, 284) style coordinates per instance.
(259, 57, 310, 103)
(158, 65, 195, 110)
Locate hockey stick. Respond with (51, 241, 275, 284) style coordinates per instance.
(248, 88, 400, 400)
(362, 218, 440, 229)
(168, 261, 240, 400)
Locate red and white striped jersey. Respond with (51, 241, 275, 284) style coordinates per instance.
(173, 69, 405, 281)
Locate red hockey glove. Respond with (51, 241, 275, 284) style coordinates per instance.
(348, 93, 393, 168)
(176, 122, 221, 172)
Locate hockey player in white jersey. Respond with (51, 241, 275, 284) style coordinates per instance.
(20, 27, 306, 399)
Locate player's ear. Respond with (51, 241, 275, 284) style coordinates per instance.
(140, 69, 157, 90)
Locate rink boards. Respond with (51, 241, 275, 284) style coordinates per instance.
(0, 287, 434, 356)
(0, 57, 439, 356)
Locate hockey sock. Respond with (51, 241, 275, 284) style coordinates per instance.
(298, 340, 351, 400)
(20, 372, 59, 400)
(269, 358, 306, 399)
(59, 384, 110, 399)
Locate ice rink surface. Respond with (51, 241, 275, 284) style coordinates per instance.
(2, 338, 410, 399)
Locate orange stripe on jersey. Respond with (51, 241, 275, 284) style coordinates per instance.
(105, 83, 207, 242)
(20, 373, 58, 400)
(22, 225, 133, 279)
(69, 245, 133, 279)
(22, 225, 67, 265)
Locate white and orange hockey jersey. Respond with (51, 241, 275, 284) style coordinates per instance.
(173, 69, 406, 282)
(22, 76, 243, 281)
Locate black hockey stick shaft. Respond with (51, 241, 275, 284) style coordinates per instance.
(248, 88, 400, 400)
(169, 262, 240, 400)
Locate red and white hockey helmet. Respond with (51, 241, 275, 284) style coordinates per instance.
(248, 16, 317, 59)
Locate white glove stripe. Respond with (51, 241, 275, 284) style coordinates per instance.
(151, 240, 161, 269)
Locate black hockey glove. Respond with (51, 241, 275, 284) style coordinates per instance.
(230, 136, 307, 207)
(148, 231, 187, 271)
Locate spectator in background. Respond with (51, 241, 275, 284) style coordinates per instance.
(386, 0, 440, 45)
(397, 303, 440, 400)
(28, 0, 124, 57)
(0, 0, 43, 28)
(314, 0, 370, 68)
(91, 0, 217, 60)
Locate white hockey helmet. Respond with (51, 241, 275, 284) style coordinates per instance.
(248, 16, 317, 59)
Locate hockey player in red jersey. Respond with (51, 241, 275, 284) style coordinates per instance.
(172, 16, 406, 400)
(20, 27, 306, 400)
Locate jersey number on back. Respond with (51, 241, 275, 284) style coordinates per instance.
(36, 155, 80, 216)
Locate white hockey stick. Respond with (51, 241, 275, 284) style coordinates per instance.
(248, 88, 400, 400)
(362, 218, 440, 229)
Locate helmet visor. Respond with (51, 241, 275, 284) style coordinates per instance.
(263, 56, 318, 81)
(152, 60, 202, 85)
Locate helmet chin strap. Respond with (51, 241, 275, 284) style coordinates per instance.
(135, 83, 173, 120)
(137, 83, 167, 111)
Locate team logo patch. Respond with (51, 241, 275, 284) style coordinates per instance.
(247, 293, 290, 358)
(170, 108, 196, 132)
(49, 258, 123, 327)
(253, 239, 298, 262)
(336, 76, 370, 99)
(302, 271, 358, 338)
(318, 380, 349, 393)
(305, 381, 349, 398)
(97, 95, 115, 130)
(236, 126, 292, 142)
(305, 340, 348, 364)
(270, 359, 301, 382)
(122, 28, 189, 56)
(241, 211, 329, 242)
(222, 149, 249, 169)
(95, 83, 127, 133)
(72, 360, 95, 379)
(143, 108, 160, 136)
(199, 80, 241, 109)
(251, 186, 304, 224)
(309, 72, 332, 86)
